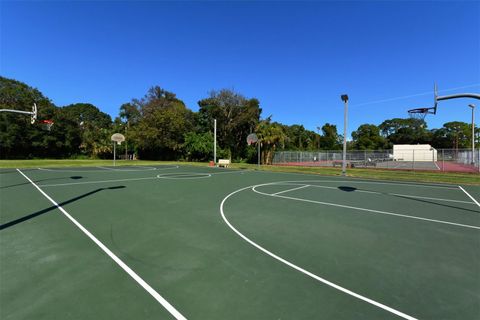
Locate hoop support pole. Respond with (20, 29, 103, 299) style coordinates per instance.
(437, 93, 480, 101)
(0, 109, 35, 115)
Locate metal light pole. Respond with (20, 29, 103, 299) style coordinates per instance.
(125, 122, 128, 160)
(341, 94, 349, 176)
(258, 141, 261, 166)
(469, 104, 475, 164)
(317, 126, 321, 150)
(113, 141, 116, 167)
(214, 119, 217, 164)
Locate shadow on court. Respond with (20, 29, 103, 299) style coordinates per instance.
(337, 185, 478, 213)
(393, 194, 479, 214)
(338, 186, 357, 192)
(0, 185, 126, 230)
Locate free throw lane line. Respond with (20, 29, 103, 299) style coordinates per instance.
(253, 186, 480, 230)
(280, 183, 476, 205)
(458, 186, 480, 208)
(220, 185, 418, 320)
(16, 169, 187, 320)
(272, 185, 310, 195)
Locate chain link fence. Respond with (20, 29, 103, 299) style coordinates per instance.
(272, 149, 480, 173)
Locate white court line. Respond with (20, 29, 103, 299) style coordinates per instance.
(17, 169, 187, 320)
(40, 169, 247, 186)
(37, 166, 173, 173)
(280, 183, 475, 205)
(38, 167, 115, 173)
(390, 193, 475, 205)
(220, 185, 418, 320)
(252, 186, 480, 230)
(156, 170, 248, 180)
(255, 174, 459, 190)
(273, 185, 310, 195)
(339, 180, 458, 190)
(39, 176, 158, 187)
(210, 170, 250, 175)
(458, 186, 480, 208)
(96, 166, 116, 171)
(157, 173, 212, 179)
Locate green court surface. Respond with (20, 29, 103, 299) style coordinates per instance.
(1, 165, 479, 319)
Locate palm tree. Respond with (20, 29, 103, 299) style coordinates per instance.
(256, 118, 286, 164)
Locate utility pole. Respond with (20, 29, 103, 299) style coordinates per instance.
(125, 122, 128, 160)
(214, 119, 217, 164)
(341, 94, 349, 176)
(317, 126, 321, 150)
(469, 104, 475, 164)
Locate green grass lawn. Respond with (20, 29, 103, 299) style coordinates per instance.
(0, 159, 478, 185)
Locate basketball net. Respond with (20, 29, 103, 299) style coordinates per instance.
(41, 120, 54, 131)
(408, 111, 428, 121)
(408, 107, 435, 121)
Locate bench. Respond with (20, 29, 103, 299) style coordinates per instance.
(332, 160, 365, 168)
(218, 159, 230, 168)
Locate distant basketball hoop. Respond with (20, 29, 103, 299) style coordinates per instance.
(111, 133, 126, 167)
(246, 133, 258, 145)
(111, 133, 125, 145)
(247, 133, 261, 166)
(41, 119, 54, 131)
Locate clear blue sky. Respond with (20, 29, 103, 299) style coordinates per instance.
(1, 1, 479, 137)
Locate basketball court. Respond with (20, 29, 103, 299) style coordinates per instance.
(1, 165, 479, 319)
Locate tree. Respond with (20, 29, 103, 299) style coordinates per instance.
(351, 124, 387, 150)
(0, 76, 59, 158)
(128, 86, 194, 160)
(320, 123, 341, 150)
(440, 122, 471, 150)
(256, 118, 287, 164)
(182, 132, 213, 161)
(379, 118, 430, 146)
(62, 103, 113, 158)
(197, 89, 261, 160)
(119, 102, 141, 125)
(282, 124, 317, 150)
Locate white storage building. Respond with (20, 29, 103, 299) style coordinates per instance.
(393, 144, 437, 161)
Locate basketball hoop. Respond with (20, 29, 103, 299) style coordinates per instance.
(246, 133, 258, 145)
(41, 119, 54, 131)
(247, 133, 261, 166)
(111, 133, 126, 167)
(406, 83, 441, 120)
(407, 107, 435, 121)
(111, 133, 125, 145)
